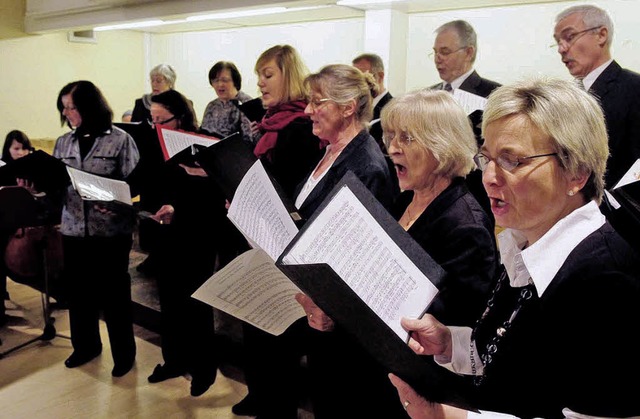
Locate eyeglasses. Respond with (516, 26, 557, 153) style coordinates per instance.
(550, 26, 602, 49)
(429, 46, 467, 59)
(212, 77, 233, 84)
(474, 151, 559, 172)
(147, 115, 178, 126)
(382, 131, 414, 148)
(308, 98, 333, 110)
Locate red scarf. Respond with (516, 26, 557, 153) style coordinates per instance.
(253, 100, 309, 159)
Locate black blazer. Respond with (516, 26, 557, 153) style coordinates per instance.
(368, 91, 393, 150)
(589, 60, 640, 188)
(473, 223, 640, 418)
(391, 179, 498, 326)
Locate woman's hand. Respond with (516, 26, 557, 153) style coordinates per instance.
(16, 178, 39, 195)
(152, 204, 175, 225)
(389, 374, 467, 419)
(295, 293, 335, 332)
(401, 315, 453, 359)
(178, 163, 208, 177)
(249, 121, 261, 137)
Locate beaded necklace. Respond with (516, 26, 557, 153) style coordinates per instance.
(469, 270, 535, 386)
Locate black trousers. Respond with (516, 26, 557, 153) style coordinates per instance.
(63, 234, 136, 365)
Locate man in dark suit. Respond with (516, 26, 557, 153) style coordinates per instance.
(429, 20, 500, 221)
(353, 53, 399, 196)
(554, 5, 640, 189)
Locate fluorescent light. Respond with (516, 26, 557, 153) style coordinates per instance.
(94, 20, 165, 31)
(186, 7, 287, 22)
(337, 0, 406, 5)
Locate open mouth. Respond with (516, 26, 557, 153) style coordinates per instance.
(394, 163, 407, 176)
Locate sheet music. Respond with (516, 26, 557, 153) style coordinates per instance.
(0, 160, 5, 167)
(66, 166, 132, 205)
(192, 248, 305, 336)
(280, 185, 438, 341)
(158, 128, 220, 160)
(228, 160, 299, 261)
(452, 89, 487, 115)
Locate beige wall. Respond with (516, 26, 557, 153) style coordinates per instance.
(0, 30, 145, 143)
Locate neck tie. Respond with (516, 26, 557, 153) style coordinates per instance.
(577, 79, 585, 91)
(443, 83, 453, 92)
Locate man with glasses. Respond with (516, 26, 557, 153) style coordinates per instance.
(554, 5, 640, 189)
(554, 5, 640, 250)
(430, 20, 500, 222)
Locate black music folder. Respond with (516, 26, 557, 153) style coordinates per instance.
(235, 97, 267, 122)
(274, 172, 476, 411)
(0, 150, 70, 193)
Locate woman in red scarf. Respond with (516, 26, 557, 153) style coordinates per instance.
(233, 44, 322, 419)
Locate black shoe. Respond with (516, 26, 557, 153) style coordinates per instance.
(232, 394, 260, 416)
(112, 359, 135, 377)
(147, 363, 185, 383)
(64, 347, 102, 368)
(190, 373, 216, 397)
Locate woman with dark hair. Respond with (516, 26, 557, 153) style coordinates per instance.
(53, 80, 140, 377)
(145, 89, 223, 398)
(201, 61, 257, 144)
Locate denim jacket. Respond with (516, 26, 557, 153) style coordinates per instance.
(53, 126, 140, 237)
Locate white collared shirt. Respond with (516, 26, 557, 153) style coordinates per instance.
(447, 68, 475, 91)
(581, 59, 613, 91)
(371, 89, 388, 110)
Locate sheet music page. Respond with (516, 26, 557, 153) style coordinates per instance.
(159, 128, 220, 160)
(0, 160, 5, 167)
(66, 166, 132, 205)
(281, 185, 439, 341)
(192, 248, 305, 336)
(228, 160, 299, 260)
(613, 159, 640, 189)
(452, 89, 487, 115)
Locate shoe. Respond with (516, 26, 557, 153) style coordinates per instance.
(232, 394, 260, 416)
(147, 364, 185, 383)
(190, 373, 216, 397)
(64, 347, 102, 368)
(112, 359, 135, 377)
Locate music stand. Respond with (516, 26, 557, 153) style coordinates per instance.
(0, 186, 69, 358)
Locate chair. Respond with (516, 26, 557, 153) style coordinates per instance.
(0, 186, 69, 358)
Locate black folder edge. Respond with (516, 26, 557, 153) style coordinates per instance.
(234, 97, 267, 122)
(608, 182, 640, 250)
(0, 150, 71, 193)
(274, 172, 476, 411)
(194, 134, 303, 223)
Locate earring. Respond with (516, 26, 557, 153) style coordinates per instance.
(568, 190, 575, 196)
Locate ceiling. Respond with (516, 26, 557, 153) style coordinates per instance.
(20, 0, 566, 36)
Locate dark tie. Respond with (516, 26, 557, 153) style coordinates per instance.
(443, 83, 452, 92)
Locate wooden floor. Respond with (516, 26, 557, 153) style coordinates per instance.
(0, 278, 250, 419)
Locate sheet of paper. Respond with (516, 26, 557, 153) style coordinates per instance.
(613, 159, 640, 190)
(228, 160, 299, 260)
(0, 160, 5, 167)
(66, 166, 132, 204)
(452, 89, 487, 115)
(280, 185, 439, 341)
(192, 248, 305, 336)
(158, 128, 220, 160)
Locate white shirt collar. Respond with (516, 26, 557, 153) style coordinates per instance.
(448, 68, 475, 90)
(372, 89, 388, 109)
(497, 201, 605, 295)
(582, 59, 613, 91)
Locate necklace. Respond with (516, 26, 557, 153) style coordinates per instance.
(470, 271, 535, 386)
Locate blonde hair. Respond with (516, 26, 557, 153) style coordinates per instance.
(381, 89, 477, 178)
(255, 45, 309, 103)
(305, 64, 376, 127)
(482, 78, 608, 202)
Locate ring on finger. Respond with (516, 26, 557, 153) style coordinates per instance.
(403, 400, 410, 410)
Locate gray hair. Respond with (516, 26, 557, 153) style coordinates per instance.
(435, 20, 478, 63)
(555, 5, 614, 47)
(381, 89, 477, 179)
(150, 64, 177, 89)
(482, 78, 608, 202)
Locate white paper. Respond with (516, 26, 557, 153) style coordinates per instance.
(159, 128, 220, 159)
(0, 159, 6, 167)
(192, 248, 305, 335)
(66, 166, 132, 205)
(228, 160, 299, 260)
(613, 159, 640, 190)
(281, 185, 439, 342)
(452, 89, 487, 115)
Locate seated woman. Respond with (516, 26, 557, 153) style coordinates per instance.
(390, 78, 640, 418)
